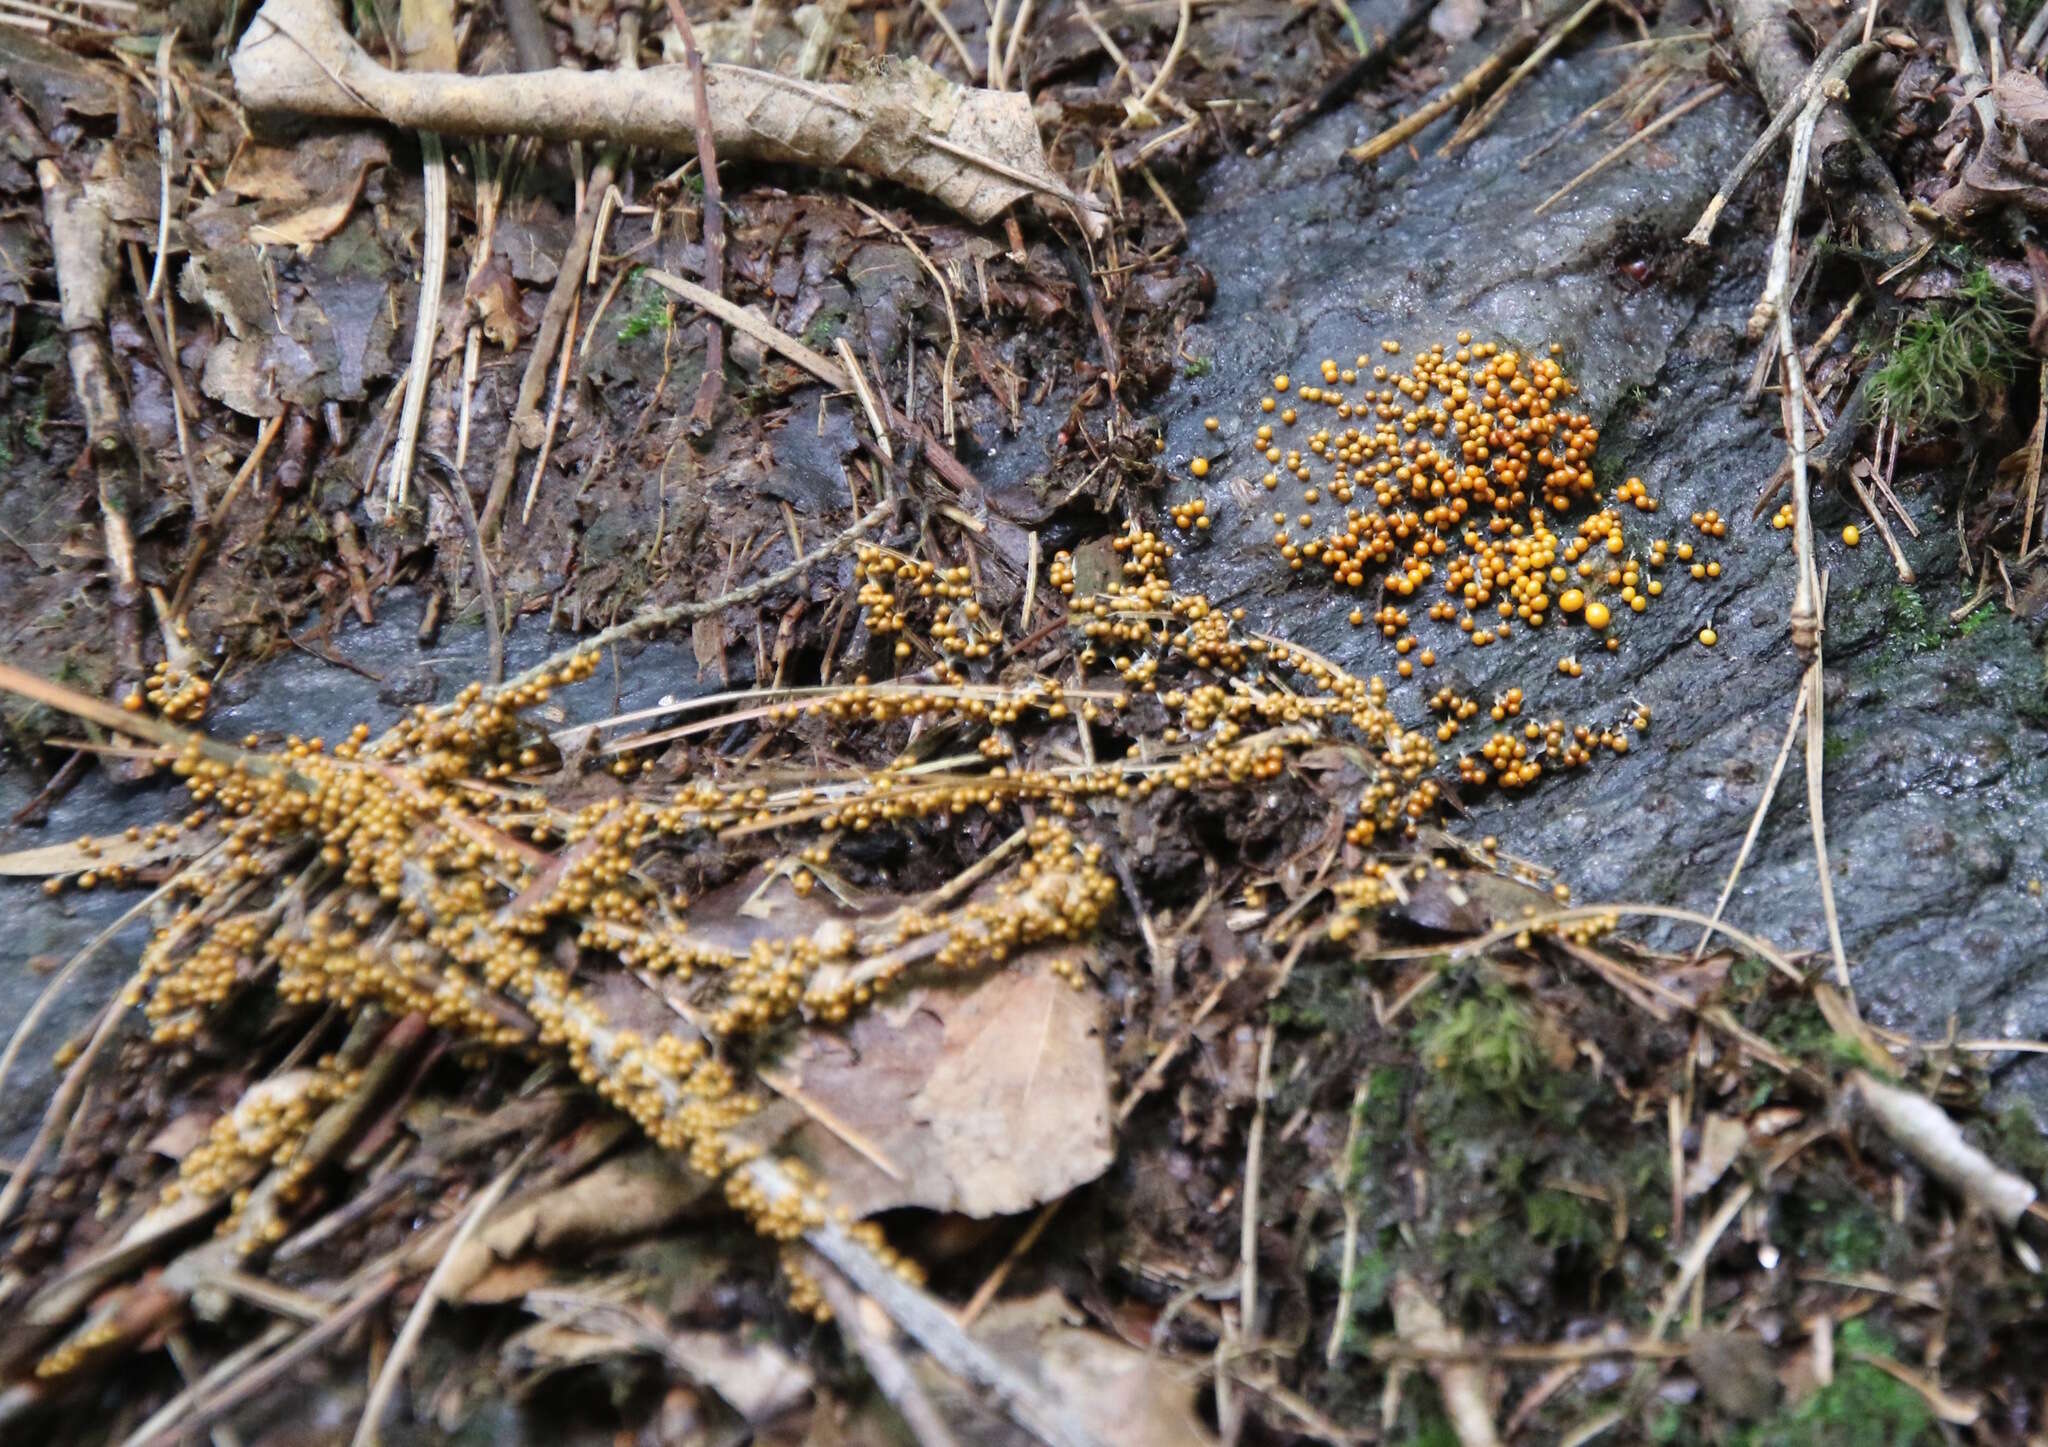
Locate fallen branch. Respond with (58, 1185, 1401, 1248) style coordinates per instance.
(1852, 1071, 2040, 1228)
(231, 0, 1103, 234)
(1724, 0, 1923, 260)
(37, 156, 141, 675)
(1684, 20, 1856, 246)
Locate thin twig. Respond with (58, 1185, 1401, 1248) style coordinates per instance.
(1945, 0, 1999, 134)
(387, 131, 447, 509)
(960, 1197, 1062, 1325)
(797, 1201, 1104, 1447)
(496, 497, 898, 694)
(1442, 0, 1603, 155)
(1325, 1076, 1371, 1367)
(133, 1274, 401, 1447)
(852, 200, 960, 443)
(1844, 464, 1914, 582)
(421, 453, 503, 683)
(667, 0, 727, 437)
(1649, 1127, 1825, 1343)
(0, 965, 150, 1228)
(147, 28, 177, 302)
(916, 0, 975, 75)
(1348, 31, 1531, 163)
(1802, 580, 1851, 991)
(2020, 362, 2044, 561)
(1128, 0, 1190, 122)
(1532, 83, 1727, 217)
(1750, 44, 1879, 343)
(999, 0, 1038, 90)
(1222, 1021, 1276, 1445)
(1693, 679, 1806, 960)
(0, 850, 216, 1122)
(837, 336, 896, 461)
(169, 412, 286, 620)
(477, 25, 617, 538)
(1684, 21, 1855, 246)
(811, 1257, 963, 1447)
(639, 267, 988, 499)
(519, 288, 580, 525)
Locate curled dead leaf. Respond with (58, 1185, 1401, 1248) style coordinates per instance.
(768, 951, 1114, 1218)
(917, 1291, 1217, 1447)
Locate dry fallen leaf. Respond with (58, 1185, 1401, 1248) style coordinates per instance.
(1935, 72, 2048, 224)
(445, 1150, 715, 1301)
(1683, 1113, 1750, 1199)
(247, 152, 383, 248)
(224, 132, 391, 208)
(916, 1290, 1216, 1447)
(769, 952, 1114, 1218)
(508, 1287, 813, 1422)
(231, 0, 1104, 235)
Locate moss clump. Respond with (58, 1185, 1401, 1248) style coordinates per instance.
(1414, 983, 1542, 1106)
(616, 278, 673, 343)
(1956, 601, 2001, 638)
(1525, 1188, 1605, 1250)
(1869, 268, 2025, 433)
(1741, 1321, 1938, 1445)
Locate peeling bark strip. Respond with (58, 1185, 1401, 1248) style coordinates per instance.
(231, 0, 1104, 235)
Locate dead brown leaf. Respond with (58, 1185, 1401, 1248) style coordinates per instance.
(223, 133, 391, 208)
(509, 1288, 813, 1422)
(444, 1150, 715, 1301)
(247, 152, 383, 248)
(770, 953, 1113, 1218)
(1935, 72, 2048, 224)
(918, 1291, 1217, 1447)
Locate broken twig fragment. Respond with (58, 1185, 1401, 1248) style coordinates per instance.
(231, 0, 1103, 234)
(1852, 1071, 2039, 1229)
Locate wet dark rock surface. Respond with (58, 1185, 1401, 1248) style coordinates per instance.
(1146, 53, 2048, 1101)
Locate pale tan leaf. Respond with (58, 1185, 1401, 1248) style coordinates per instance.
(396, 0, 456, 73)
(771, 953, 1113, 1218)
(1683, 1113, 1749, 1199)
(919, 1291, 1217, 1447)
(444, 1150, 714, 1301)
(247, 153, 380, 248)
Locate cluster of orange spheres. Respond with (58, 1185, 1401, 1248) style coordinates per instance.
(1178, 335, 1729, 663)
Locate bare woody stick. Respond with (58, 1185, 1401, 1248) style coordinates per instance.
(232, 0, 1103, 234)
(666, 0, 728, 440)
(37, 157, 141, 675)
(1684, 20, 1856, 246)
